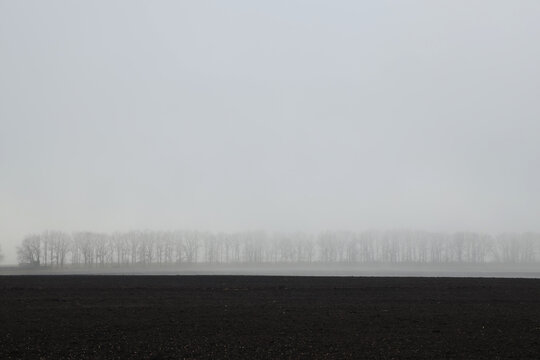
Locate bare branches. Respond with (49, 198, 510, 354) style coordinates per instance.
(17, 235, 42, 266)
(14, 230, 540, 267)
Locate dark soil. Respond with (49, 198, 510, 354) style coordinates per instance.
(1, 276, 539, 359)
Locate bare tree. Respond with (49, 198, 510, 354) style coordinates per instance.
(163, 232, 175, 264)
(53, 231, 72, 267)
(14, 229, 540, 267)
(183, 231, 199, 263)
(73, 232, 97, 266)
(203, 232, 220, 263)
(94, 233, 110, 267)
(17, 235, 41, 265)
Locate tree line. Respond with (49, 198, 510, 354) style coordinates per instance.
(16, 230, 540, 268)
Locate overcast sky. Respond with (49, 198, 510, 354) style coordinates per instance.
(1, 1, 540, 263)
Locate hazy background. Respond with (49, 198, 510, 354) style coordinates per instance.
(1, 1, 539, 264)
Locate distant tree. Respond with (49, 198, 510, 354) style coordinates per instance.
(53, 231, 72, 267)
(154, 233, 165, 265)
(162, 232, 175, 264)
(17, 235, 42, 265)
(138, 231, 155, 265)
(318, 231, 338, 263)
(0, 244, 4, 262)
(183, 231, 199, 263)
(13, 229, 540, 268)
(112, 232, 130, 265)
(73, 232, 97, 266)
(40, 230, 71, 267)
(94, 233, 110, 266)
(204, 232, 223, 264)
(343, 232, 358, 263)
(303, 235, 316, 263)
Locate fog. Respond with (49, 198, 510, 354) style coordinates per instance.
(1, 1, 540, 266)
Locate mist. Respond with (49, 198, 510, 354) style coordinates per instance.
(2, 1, 540, 265)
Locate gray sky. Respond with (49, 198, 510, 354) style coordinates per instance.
(1, 1, 540, 263)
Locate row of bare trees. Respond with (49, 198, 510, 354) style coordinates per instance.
(16, 230, 540, 267)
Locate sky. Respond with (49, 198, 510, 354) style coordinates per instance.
(1, 1, 540, 263)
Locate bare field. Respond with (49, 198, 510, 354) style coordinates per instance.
(1, 276, 540, 359)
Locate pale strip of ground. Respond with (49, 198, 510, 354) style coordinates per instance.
(1, 263, 539, 277)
